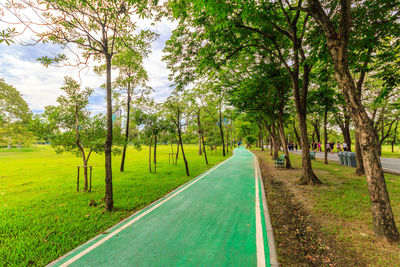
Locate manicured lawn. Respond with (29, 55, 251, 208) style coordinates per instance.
(381, 144, 400, 159)
(0, 144, 229, 266)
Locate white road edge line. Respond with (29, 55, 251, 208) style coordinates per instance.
(49, 154, 235, 267)
(255, 159, 266, 267)
(251, 151, 279, 267)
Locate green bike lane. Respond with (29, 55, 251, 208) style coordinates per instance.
(49, 147, 277, 267)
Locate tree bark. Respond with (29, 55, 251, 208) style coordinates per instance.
(197, 115, 202, 155)
(154, 133, 157, 173)
(355, 129, 365, 176)
(392, 121, 398, 153)
(312, 120, 321, 143)
(260, 127, 264, 151)
(268, 123, 279, 160)
(75, 106, 88, 191)
(336, 107, 352, 152)
(308, 0, 399, 241)
(175, 140, 180, 164)
(269, 134, 273, 156)
(292, 64, 320, 184)
(120, 83, 131, 172)
(293, 122, 301, 148)
(323, 108, 328, 164)
(104, 53, 113, 211)
(226, 127, 229, 154)
(202, 132, 208, 165)
(149, 134, 153, 173)
(178, 125, 189, 176)
(277, 114, 292, 168)
(218, 109, 226, 156)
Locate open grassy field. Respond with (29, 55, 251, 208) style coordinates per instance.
(255, 150, 400, 266)
(0, 144, 230, 266)
(381, 144, 400, 159)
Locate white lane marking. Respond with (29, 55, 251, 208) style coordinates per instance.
(59, 156, 234, 266)
(255, 159, 266, 267)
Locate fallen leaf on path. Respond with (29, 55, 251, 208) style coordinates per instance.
(306, 254, 316, 261)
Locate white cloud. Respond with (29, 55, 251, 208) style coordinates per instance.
(0, 47, 105, 113)
(0, 9, 177, 114)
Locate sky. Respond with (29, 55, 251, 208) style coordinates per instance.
(0, 14, 177, 115)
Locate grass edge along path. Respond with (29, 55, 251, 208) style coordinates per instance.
(48, 147, 278, 267)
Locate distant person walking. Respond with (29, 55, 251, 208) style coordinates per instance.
(337, 141, 342, 152)
(317, 142, 321, 152)
(343, 142, 348, 151)
(326, 143, 331, 153)
(330, 141, 335, 154)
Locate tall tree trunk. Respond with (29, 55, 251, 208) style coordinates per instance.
(104, 54, 113, 211)
(261, 127, 264, 151)
(226, 129, 229, 154)
(175, 140, 180, 164)
(120, 83, 131, 172)
(297, 108, 320, 184)
(149, 134, 153, 173)
(308, 0, 399, 240)
(197, 115, 202, 155)
(154, 134, 157, 173)
(269, 134, 273, 156)
(324, 108, 328, 164)
(292, 64, 320, 184)
(178, 126, 189, 176)
(313, 120, 321, 143)
(392, 121, 398, 153)
(336, 106, 351, 151)
(268, 123, 279, 160)
(277, 115, 292, 168)
(293, 122, 301, 148)
(355, 130, 365, 176)
(219, 109, 226, 156)
(75, 106, 88, 191)
(202, 133, 208, 165)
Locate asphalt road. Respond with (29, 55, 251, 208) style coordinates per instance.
(290, 150, 400, 175)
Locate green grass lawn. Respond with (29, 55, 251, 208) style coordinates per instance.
(0, 144, 230, 266)
(381, 144, 400, 159)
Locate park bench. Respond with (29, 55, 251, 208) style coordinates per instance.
(275, 154, 285, 168)
(310, 151, 316, 160)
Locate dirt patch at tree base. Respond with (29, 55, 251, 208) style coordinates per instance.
(256, 154, 367, 266)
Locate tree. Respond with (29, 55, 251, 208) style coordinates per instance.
(164, 0, 316, 181)
(0, 79, 32, 148)
(134, 101, 167, 173)
(245, 135, 257, 148)
(164, 92, 189, 176)
(44, 77, 106, 191)
(107, 35, 156, 172)
(186, 86, 209, 164)
(305, 0, 400, 241)
(8, 0, 158, 211)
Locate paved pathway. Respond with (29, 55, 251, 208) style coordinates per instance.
(49, 147, 277, 267)
(290, 150, 400, 175)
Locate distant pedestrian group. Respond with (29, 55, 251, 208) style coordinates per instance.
(309, 141, 348, 153)
(326, 141, 348, 153)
